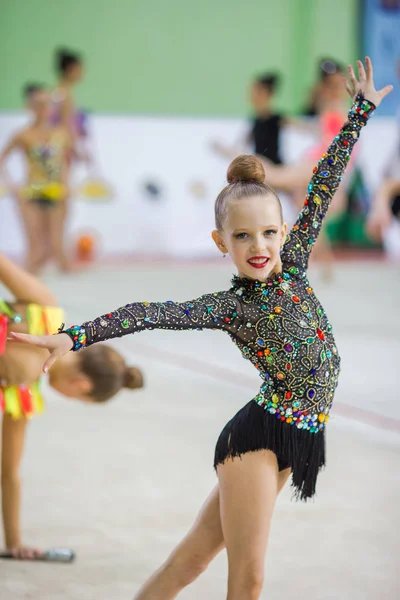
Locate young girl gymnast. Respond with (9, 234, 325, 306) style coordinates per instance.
(0, 85, 72, 273)
(0, 254, 143, 560)
(10, 58, 391, 598)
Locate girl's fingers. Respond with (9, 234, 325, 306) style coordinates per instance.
(357, 60, 366, 82)
(379, 84, 394, 99)
(365, 56, 373, 82)
(8, 332, 48, 347)
(348, 65, 358, 90)
(343, 78, 354, 98)
(43, 352, 59, 373)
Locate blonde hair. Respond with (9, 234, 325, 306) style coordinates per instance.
(214, 155, 282, 230)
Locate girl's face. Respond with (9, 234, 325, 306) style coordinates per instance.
(48, 353, 94, 402)
(27, 90, 51, 121)
(322, 72, 346, 103)
(65, 62, 84, 83)
(212, 195, 287, 280)
(250, 82, 272, 112)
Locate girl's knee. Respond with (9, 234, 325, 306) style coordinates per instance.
(229, 562, 265, 599)
(166, 549, 209, 587)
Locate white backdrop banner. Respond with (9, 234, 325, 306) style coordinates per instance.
(0, 112, 397, 258)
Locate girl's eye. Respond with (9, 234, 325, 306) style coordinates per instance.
(235, 232, 248, 239)
(264, 230, 277, 236)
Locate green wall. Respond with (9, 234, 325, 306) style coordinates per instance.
(0, 0, 359, 116)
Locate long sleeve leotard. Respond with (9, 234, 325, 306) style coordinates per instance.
(63, 95, 375, 498)
(64, 94, 374, 430)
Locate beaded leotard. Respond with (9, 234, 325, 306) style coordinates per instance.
(22, 129, 68, 202)
(63, 95, 375, 500)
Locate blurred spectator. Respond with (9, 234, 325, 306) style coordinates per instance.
(303, 58, 347, 117)
(50, 48, 88, 165)
(366, 110, 400, 257)
(213, 72, 286, 165)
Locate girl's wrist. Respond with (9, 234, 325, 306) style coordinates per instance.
(58, 325, 86, 351)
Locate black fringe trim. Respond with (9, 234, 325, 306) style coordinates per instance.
(214, 400, 325, 501)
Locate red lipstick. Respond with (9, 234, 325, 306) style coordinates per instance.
(247, 256, 270, 269)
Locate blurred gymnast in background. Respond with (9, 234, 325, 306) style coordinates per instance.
(213, 73, 287, 167)
(257, 59, 352, 276)
(51, 48, 114, 204)
(0, 85, 72, 273)
(50, 48, 88, 165)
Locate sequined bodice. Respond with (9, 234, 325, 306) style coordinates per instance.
(27, 131, 66, 184)
(228, 270, 340, 431)
(68, 95, 375, 435)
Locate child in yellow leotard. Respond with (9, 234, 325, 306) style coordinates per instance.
(0, 84, 71, 273)
(0, 254, 144, 559)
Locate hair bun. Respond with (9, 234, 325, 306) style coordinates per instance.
(123, 366, 144, 390)
(227, 155, 265, 185)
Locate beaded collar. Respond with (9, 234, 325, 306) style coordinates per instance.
(230, 264, 304, 300)
(230, 271, 286, 302)
(231, 271, 282, 287)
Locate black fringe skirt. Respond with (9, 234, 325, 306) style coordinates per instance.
(214, 400, 325, 501)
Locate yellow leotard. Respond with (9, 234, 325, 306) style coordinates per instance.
(22, 130, 68, 201)
(0, 300, 64, 419)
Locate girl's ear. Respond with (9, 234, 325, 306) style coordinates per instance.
(280, 222, 288, 247)
(212, 230, 228, 254)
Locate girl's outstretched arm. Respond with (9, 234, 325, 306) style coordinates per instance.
(281, 57, 392, 271)
(9, 290, 243, 373)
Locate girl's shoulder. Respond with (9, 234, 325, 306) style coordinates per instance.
(14, 126, 35, 147)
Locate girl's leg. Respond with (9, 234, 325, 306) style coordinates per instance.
(134, 484, 223, 600)
(20, 203, 48, 274)
(1, 414, 43, 559)
(1, 414, 27, 550)
(133, 467, 291, 600)
(218, 450, 280, 600)
(47, 202, 71, 272)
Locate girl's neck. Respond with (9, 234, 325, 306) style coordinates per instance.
(32, 117, 50, 129)
(256, 105, 272, 118)
(59, 78, 72, 90)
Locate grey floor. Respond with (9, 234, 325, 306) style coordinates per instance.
(1, 260, 399, 599)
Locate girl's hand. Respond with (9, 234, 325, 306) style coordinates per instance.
(7, 546, 44, 560)
(7, 332, 73, 373)
(366, 205, 392, 242)
(344, 56, 393, 107)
